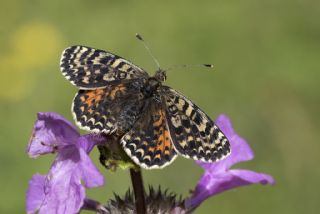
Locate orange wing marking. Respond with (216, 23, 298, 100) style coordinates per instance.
(153, 110, 173, 154)
(83, 89, 105, 107)
(110, 84, 125, 99)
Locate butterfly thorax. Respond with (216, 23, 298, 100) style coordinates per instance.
(141, 78, 161, 98)
(141, 69, 166, 98)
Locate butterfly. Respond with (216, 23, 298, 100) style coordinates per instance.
(60, 45, 231, 169)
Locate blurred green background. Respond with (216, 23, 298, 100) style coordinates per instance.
(1, 0, 319, 213)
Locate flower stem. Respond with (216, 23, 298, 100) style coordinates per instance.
(130, 168, 146, 214)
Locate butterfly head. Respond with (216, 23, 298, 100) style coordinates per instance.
(154, 69, 167, 82)
(142, 69, 166, 98)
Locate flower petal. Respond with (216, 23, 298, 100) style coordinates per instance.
(215, 114, 254, 166)
(27, 139, 104, 213)
(26, 174, 46, 213)
(81, 134, 108, 153)
(197, 114, 254, 172)
(77, 136, 105, 188)
(26, 113, 106, 213)
(27, 112, 79, 158)
(187, 114, 275, 210)
(38, 175, 86, 214)
(33, 146, 85, 214)
(229, 169, 275, 185)
(81, 198, 108, 212)
(186, 169, 274, 209)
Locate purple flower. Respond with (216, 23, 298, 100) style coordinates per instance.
(26, 112, 107, 214)
(186, 114, 275, 210)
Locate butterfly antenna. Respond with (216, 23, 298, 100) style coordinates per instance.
(166, 64, 214, 71)
(135, 33, 161, 69)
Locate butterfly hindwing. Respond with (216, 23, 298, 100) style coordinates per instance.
(162, 86, 231, 162)
(121, 100, 177, 169)
(60, 46, 148, 89)
(72, 80, 146, 134)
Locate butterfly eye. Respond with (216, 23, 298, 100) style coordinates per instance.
(155, 69, 166, 82)
(162, 73, 167, 82)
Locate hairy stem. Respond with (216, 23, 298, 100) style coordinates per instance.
(130, 168, 146, 214)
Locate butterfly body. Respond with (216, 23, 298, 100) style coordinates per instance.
(140, 71, 165, 100)
(61, 45, 231, 169)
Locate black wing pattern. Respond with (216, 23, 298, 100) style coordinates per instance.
(121, 100, 177, 169)
(162, 86, 231, 162)
(60, 45, 148, 89)
(72, 80, 146, 134)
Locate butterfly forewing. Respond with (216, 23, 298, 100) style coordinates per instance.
(162, 86, 231, 162)
(73, 80, 146, 134)
(60, 46, 148, 89)
(121, 100, 177, 169)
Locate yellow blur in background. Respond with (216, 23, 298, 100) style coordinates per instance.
(1, 0, 319, 213)
(1, 22, 62, 100)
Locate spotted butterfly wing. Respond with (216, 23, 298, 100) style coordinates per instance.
(60, 45, 148, 89)
(72, 79, 146, 134)
(60, 45, 231, 170)
(61, 45, 149, 134)
(162, 86, 231, 162)
(121, 99, 177, 169)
